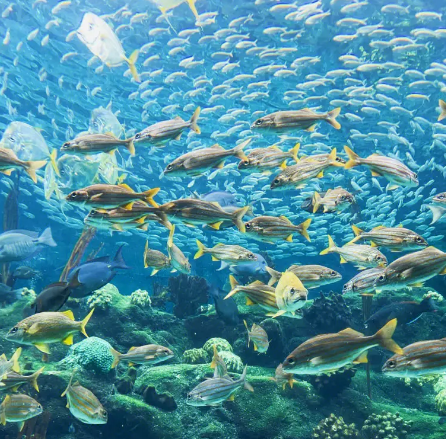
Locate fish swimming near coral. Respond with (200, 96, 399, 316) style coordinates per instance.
(0, 367, 44, 393)
(111, 344, 174, 368)
(244, 320, 269, 353)
(0, 393, 43, 430)
(167, 225, 191, 274)
(342, 268, 385, 295)
(271, 363, 295, 390)
(143, 241, 171, 276)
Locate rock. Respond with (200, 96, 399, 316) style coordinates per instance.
(142, 386, 177, 411)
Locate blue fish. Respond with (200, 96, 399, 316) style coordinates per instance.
(68, 245, 130, 298)
(199, 191, 239, 208)
(209, 284, 239, 325)
(229, 253, 268, 279)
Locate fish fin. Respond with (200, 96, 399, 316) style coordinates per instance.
(111, 348, 122, 369)
(214, 162, 225, 169)
(351, 224, 363, 237)
(232, 206, 249, 233)
(10, 347, 21, 373)
(343, 145, 360, 169)
(190, 106, 201, 134)
(387, 184, 399, 191)
(279, 215, 292, 224)
(194, 239, 206, 259)
(271, 310, 287, 318)
(375, 318, 403, 355)
(143, 187, 160, 207)
(25, 160, 47, 184)
(126, 49, 140, 83)
(119, 183, 134, 191)
(370, 241, 378, 247)
(229, 275, 238, 290)
(50, 149, 60, 176)
(227, 394, 235, 401)
(354, 352, 368, 364)
(339, 328, 364, 337)
(266, 267, 281, 286)
(428, 205, 446, 224)
(61, 370, 76, 397)
(34, 343, 50, 354)
(306, 124, 316, 132)
(279, 161, 287, 170)
(0, 169, 13, 176)
(299, 218, 311, 242)
(186, 0, 200, 20)
(211, 256, 219, 261)
(208, 221, 223, 230)
(371, 170, 382, 177)
(125, 138, 135, 156)
(246, 297, 255, 306)
(439, 267, 446, 275)
(151, 269, 159, 276)
(320, 234, 335, 255)
(90, 193, 104, 200)
(19, 422, 25, 432)
(285, 234, 293, 242)
(326, 107, 341, 129)
(31, 367, 45, 392)
(61, 310, 75, 320)
(408, 282, 424, 287)
(80, 308, 95, 338)
(232, 138, 252, 161)
(290, 142, 300, 163)
(316, 170, 323, 178)
(340, 256, 347, 264)
(253, 344, 258, 351)
(312, 191, 321, 213)
(439, 99, 446, 121)
(112, 224, 124, 232)
(62, 334, 74, 346)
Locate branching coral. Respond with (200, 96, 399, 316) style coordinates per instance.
(312, 414, 359, 439)
(361, 412, 412, 439)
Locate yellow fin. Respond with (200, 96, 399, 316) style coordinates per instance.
(285, 234, 293, 242)
(306, 124, 316, 132)
(440, 267, 446, 275)
(61, 310, 75, 320)
(370, 241, 378, 247)
(208, 221, 223, 230)
(279, 215, 292, 224)
(246, 297, 255, 306)
(62, 334, 74, 346)
(339, 328, 364, 337)
(316, 170, 323, 178)
(227, 394, 235, 401)
(34, 343, 50, 354)
(340, 256, 347, 263)
(119, 183, 134, 191)
(354, 352, 368, 364)
(122, 202, 134, 210)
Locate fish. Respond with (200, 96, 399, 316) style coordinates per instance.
(383, 339, 446, 378)
(0, 394, 43, 430)
(270, 363, 295, 390)
(186, 365, 253, 406)
(0, 367, 44, 393)
(251, 107, 341, 132)
(282, 319, 403, 375)
(244, 320, 269, 353)
(438, 99, 446, 121)
(229, 253, 268, 279)
(273, 271, 309, 318)
(66, 184, 160, 209)
(365, 296, 437, 330)
(344, 146, 418, 189)
(0, 147, 46, 184)
(0, 228, 57, 263)
(312, 188, 354, 214)
(164, 139, 250, 177)
(111, 344, 174, 368)
(427, 192, 446, 224)
(61, 133, 135, 156)
(68, 245, 130, 298)
(238, 143, 300, 172)
(77, 12, 139, 82)
(134, 107, 201, 147)
(194, 240, 257, 269)
(342, 268, 385, 295)
(31, 272, 81, 313)
(349, 224, 428, 251)
(12, 266, 40, 280)
(149, 0, 200, 23)
(167, 225, 191, 274)
(209, 284, 239, 325)
(158, 199, 249, 232)
(270, 149, 344, 190)
(89, 105, 124, 139)
(266, 265, 342, 289)
(244, 216, 311, 243)
(0, 348, 21, 379)
(6, 309, 94, 354)
(143, 241, 171, 275)
(374, 246, 446, 291)
(320, 235, 387, 270)
(61, 372, 107, 424)
(211, 345, 228, 378)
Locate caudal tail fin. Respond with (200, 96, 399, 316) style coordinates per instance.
(312, 192, 321, 213)
(190, 107, 201, 134)
(80, 308, 95, 338)
(344, 145, 361, 169)
(240, 364, 254, 392)
(25, 160, 47, 184)
(299, 218, 311, 242)
(125, 138, 135, 156)
(194, 239, 207, 259)
(289, 143, 300, 163)
(39, 227, 57, 247)
(224, 275, 240, 299)
(428, 205, 446, 224)
(30, 367, 45, 392)
(374, 318, 403, 355)
(266, 267, 281, 286)
(110, 348, 122, 369)
(49, 149, 60, 177)
(127, 50, 140, 83)
(232, 206, 249, 233)
(349, 224, 363, 243)
(232, 138, 251, 161)
(113, 244, 130, 270)
(439, 99, 446, 121)
(10, 347, 22, 373)
(186, 0, 200, 20)
(320, 235, 336, 255)
(326, 107, 341, 129)
(143, 187, 160, 207)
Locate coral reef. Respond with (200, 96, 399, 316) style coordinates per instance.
(182, 348, 209, 364)
(312, 414, 359, 438)
(308, 367, 357, 398)
(203, 337, 233, 355)
(168, 274, 209, 318)
(86, 284, 116, 309)
(361, 412, 412, 439)
(424, 290, 443, 303)
(130, 289, 151, 308)
(219, 351, 243, 373)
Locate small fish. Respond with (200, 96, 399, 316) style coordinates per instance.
(149, 0, 200, 23)
(244, 320, 269, 353)
(111, 344, 174, 368)
(61, 372, 107, 424)
(283, 319, 403, 375)
(61, 133, 135, 156)
(143, 242, 171, 276)
(186, 365, 253, 406)
(6, 309, 94, 354)
(229, 253, 268, 279)
(320, 235, 387, 270)
(12, 266, 40, 280)
(238, 143, 300, 172)
(0, 394, 43, 430)
(267, 265, 341, 289)
(342, 268, 385, 295)
(251, 107, 341, 132)
(0, 348, 21, 379)
(244, 216, 311, 243)
(210, 345, 228, 378)
(438, 99, 446, 121)
(312, 188, 354, 213)
(0, 367, 44, 393)
(66, 184, 159, 209)
(194, 240, 256, 269)
(271, 363, 295, 390)
(134, 107, 201, 147)
(0, 147, 46, 184)
(167, 226, 191, 274)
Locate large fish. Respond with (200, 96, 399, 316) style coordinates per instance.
(244, 216, 311, 243)
(194, 240, 257, 269)
(112, 344, 174, 368)
(0, 394, 43, 430)
(282, 319, 403, 375)
(427, 192, 446, 224)
(0, 367, 44, 393)
(267, 265, 341, 289)
(0, 147, 46, 184)
(61, 133, 135, 156)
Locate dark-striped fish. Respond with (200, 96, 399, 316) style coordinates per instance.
(186, 365, 253, 406)
(61, 133, 135, 156)
(312, 188, 354, 214)
(211, 345, 228, 379)
(238, 143, 300, 172)
(267, 265, 341, 289)
(349, 224, 427, 252)
(0, 367, 44, 393)
(111, 344, 174, 368)
(342, 268, 385, 295)
(143, 242, 171, 276)
(0, 147, 46, 184)
(374, 246, 446, 291)
(0, 348, 21, 380)
(344, 146, 418, 189)
(251, 107, 341, 132)
(167, 226, 191, 274)
(134, 107, 201, 147)
(244, 216, 311, 243)
(0, 394, 43, 430)
(194, 240, 256, 266)
(61, 373, 107, 424)
(320, 235, 387, 270)
(383, 339, 446, 378)
(244, 320, 269, 353)
(270, 363, 295, 390)
(282, 319, 403, 375)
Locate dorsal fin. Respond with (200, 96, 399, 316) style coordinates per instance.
(339, 328, 364, 337)
(279, 215, 292, 224)
(119, 183, 134, 192)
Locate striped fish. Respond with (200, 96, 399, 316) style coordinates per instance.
(267, 265, 341, 289)
(61, 373, 107, 424)
(383, 339, 446, 378)
(210, 345, 228, 379)
(344, 145, 418, 189)
(111, 344, 174, 368)
(0, 394, 43, 430)
(342, 268, 385, 295)
(244, 320, 269, 353)
(428, 192, 446, 224)
(143, 242, 171, 276)
(0, 348, 21, 380)
(186, 365, 253, 406)
(312, 187, 354, 213)
(167, 225, 191, 274)
(282, 319, 403, 375)
(238, 143, 300, 172)
(0, 367, 44, 393)
(271, 363, 296, 390)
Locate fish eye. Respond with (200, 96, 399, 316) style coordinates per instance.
(8, 136, 14, 142)
(413, 173, 418, 179)
(386, 360, 396, 369)
(330, 270, 337, 276)
(243, 160, 249, 166)
(135, 133, 141, 140)
(378, 275, 385, 282)
(62, 142, 70, 148)
(37, 404, 42, 410)
(376, 256, 383, 261)
(248, 254, 255, 259)
(166, 164, 173, 171)
(273, 179, 280, 185)
(416, 236, 423, 243)
(287, 358, 295, 364)
(439, 195, 445, 199)
(245, 223, 251, 230)
(69, 193, 78, 199)
(289, 287, 296, 295)
(9, 327, 18, 334)
(254, 119, 263, 126)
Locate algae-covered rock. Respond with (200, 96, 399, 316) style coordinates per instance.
(312, 413, 359, 438)
(130, 289, 151, 308)
(86, 284, 116, 309)
(203, 337, 232, 355)
(361, 412, 412, 439)
(219, 351, 243, 373)
(183, 348, 209, 364)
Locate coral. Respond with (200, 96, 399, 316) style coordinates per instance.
(436, 389, 446, 416)
(308, 367, 356, 398)
(130, 289, 151, 308)
(219, 351, 243, 373)
(86, 284, 116, 309)
(360, 412, 412, 439)
(183, 348, 209, 364)
(312, 414, 359, 438)
(303, 292, 353, 332)
(21, 287, 37, 300)
(168, 274, 209, 318)
(59, 336, 115, 373)
(202, 338, 233, 355)
(423, 290, 443, 303)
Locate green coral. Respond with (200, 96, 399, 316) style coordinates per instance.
(183, 348, 209, 364)
(423, 291, 443, 303)
(361, 412, 412, 439)
(312, 414, 359, 438)
(59, 336, 116, 373)
(202, 338, 232, 355)
(219, 351, 243, 373)
(86, 284, 117, 309)
(130, 289, 151, 308)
